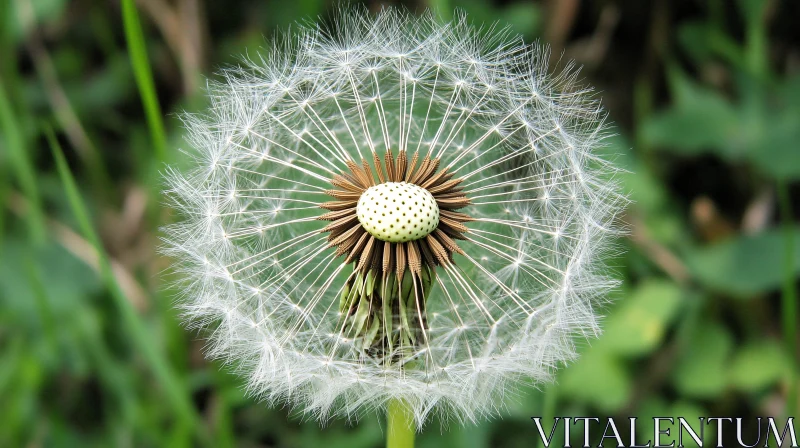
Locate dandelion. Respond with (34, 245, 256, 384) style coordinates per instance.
(162, 6, 625, 443)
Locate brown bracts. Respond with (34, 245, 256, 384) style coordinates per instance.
(318, 149, 475, 359)
(319, 149, 473, 282)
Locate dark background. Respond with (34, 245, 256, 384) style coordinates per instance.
(1, 0, 799, 446)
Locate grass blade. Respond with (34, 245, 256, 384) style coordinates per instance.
(0, 79, 46, 243)
(46, 127, 202, 433)
(122, 0, 167, 163)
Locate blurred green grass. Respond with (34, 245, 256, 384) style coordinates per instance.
(0, 0, 798, 446)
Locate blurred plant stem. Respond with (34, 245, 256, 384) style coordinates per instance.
(122, 0, 168, 164)
(16, 0, 113, 195)
(135, 0, 206, 96)
(0, 79, 46, 244)
(387, 399, 415, 448)
(777, 180, 798, 417)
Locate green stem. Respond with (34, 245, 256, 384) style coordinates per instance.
(122, 0, 167, 164)
(387, 399, 415, 448)
(777, 180, 797, 417)
(0, 79, 46, 244)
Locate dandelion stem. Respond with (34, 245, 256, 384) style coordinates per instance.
(387, 399, 415, 448)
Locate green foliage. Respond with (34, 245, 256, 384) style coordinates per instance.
(450, 0, 541, 38)
(728, 340, 793, 392)
(601, 280, 684, 356)
(560, 345, 633, 413)
(48, 128, 203, 436)
(642, 70, 739, 154)
(0, 81, 45, 242)
(685, 227, 800, 297)
(642, 71, 800, 180)
(636, 399, 711, 447)
(2, 0, 68, 45)
(671, 322, 733, 399)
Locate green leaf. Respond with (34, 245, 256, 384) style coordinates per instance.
(744, 77, 800, 180)
(559, 345, 632, 412)
(601, 280, 684, 356)
(643, 70, 800, 180)
(728, 340, 792, 392)
(677, 21, 743, 67)
(671, 322, 733, 398)
(0, 240, 100, 319)
(641, 72, 739, 154)
(636, 399, 710, 447)
(684, 227, 800, 297)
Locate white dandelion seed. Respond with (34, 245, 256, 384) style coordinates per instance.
(162, 7, 626, 429)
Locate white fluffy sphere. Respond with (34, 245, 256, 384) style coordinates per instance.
(162, 7, 626, 428)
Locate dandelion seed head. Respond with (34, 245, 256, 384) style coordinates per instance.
(162, 7, 626, 428)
